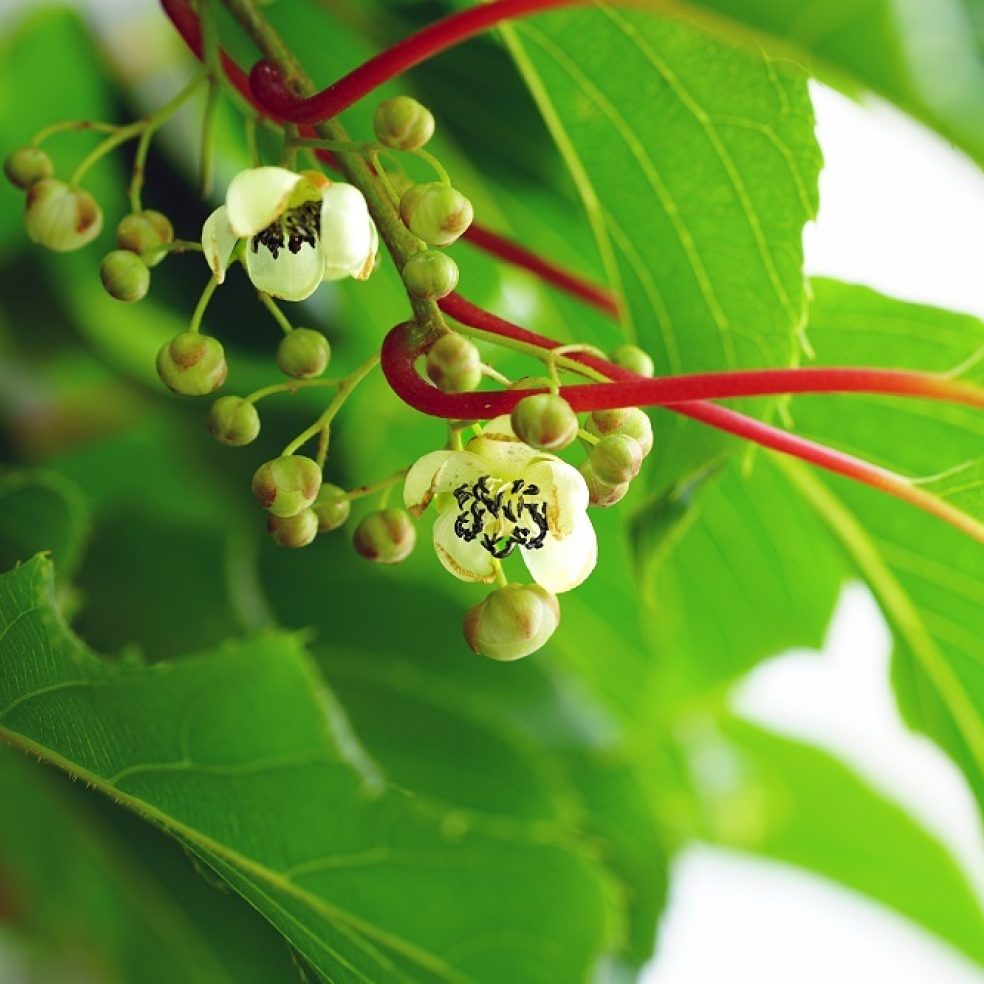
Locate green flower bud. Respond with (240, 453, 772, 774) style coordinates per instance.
(312, 483, 351, 532)
(374, 96, 435, 151)
(276, 328, 331, 378)
(24, 179, 102, 252)
(399, 182, 474, 247)
(585, 407, 653, 457)
(578, 459, 629, 508)
(590, 433, 643, 485)
(402, 250, 459, 300)
(609, 343, 655, 377)
(426, 332, 483, 393)
(99, 250, 150, 303)
(267, 508, 319, 548)
(156, 332, 227, 396)
(463, 583, 560, 662)
(116, 210, 173, 267)
(353, 508, 416, 564)
(4, 146, 53, 189)
(207, 396, 260, 446)
(510, 393, 578, 451)
(252, 455, 322, 518)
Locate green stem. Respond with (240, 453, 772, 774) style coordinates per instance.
(492, 560, 508, 588)
(412, 147, 451, 185)
(245, 115, 261, 166)
(342, 468, 410, 503)
(189, 276, 219, 333)
(293, 137, 380, 155)
(140, 239, 204, 264)
(282, 353, 380, 455)
(577, 428, 599, 446)
(481, 364, 512, 386)
(71, 124, 142, 187)
(245, 377, 341, 404)
(33, 119, 122, 145)
(257, 292, 294, 334)
(199, 81, 221, 197)
(218, 0, 445, 341)
(315, 426, 330, 468)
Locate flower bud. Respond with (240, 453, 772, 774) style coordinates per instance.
(252, 455, 322, 518)
(590, 433, 643, 485)
(426, 332, 483, 393)
(24, 179, 102, 252)
(116, 210, 173, 267)
(510, 393, 578, 451)
(585, 407, 653, 457)
(399, 182, 473, 247)
(312, 483, 351, 532)
(609, 343, 654, 377)
(276, 328, 331, 378)
(4, 146, 53, 189)
(207, 396, 260, 446)
(353, 508, 416, 564)
(267, 508, 318, 548)
(99, 250, 150, 303)
(463, 584, 560, 662)
(578, 460, 629, 508)
(402, 250, 459, 300)
(156, 332, 227, 395)
(374, 96, 435, 151)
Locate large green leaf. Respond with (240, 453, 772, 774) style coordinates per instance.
(501, 8, 821, 490)
(0, 556, 617, 983)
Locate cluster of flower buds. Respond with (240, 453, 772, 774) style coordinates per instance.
(100, 209, 174, 303)
(5, 145, 103, 254)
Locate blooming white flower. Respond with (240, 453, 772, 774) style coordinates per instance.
(404, 415, 597, 593)
(202, 166, 377, 302)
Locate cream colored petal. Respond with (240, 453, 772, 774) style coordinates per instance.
(319, 183, 373, 279)
(521, 511, 596, 593)
(225, 166, 303, 237)
(201, 206, 239, 284)
(467, 415, 539, 477)
(404, 450, 453, 516)
(243, 240, 323, 302)
(350, 218, 379, 282)
(433, 509, 497, 583)
(523, 457, 589, 538)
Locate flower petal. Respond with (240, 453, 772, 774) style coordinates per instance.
(467, 415, 539, 477)
(404, 450, 453, 516)
(225, 167, 303, 237)
(319, 183, 374, 279)
(524, 457, 589, 538)
(521, 511, 596, 593)
(201, 206, 239, 284)
(433, 509, 496, 583)
(244, 240, 324, 302)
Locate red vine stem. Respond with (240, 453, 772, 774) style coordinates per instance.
(160, 0, 618, 315)
(381, 320, 984, 546)
(248, 0, 596, 125)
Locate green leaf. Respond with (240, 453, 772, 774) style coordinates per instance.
(676, 714, 984, 964)
(0, 556, 616, 983)
(666, 0, 984, 168)
(502, 8, 821, 489)
(0, 745, 299, 983)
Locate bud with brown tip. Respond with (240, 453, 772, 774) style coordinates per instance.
(312, 484, 351, 532)
(374, 96, 435, 151)
(267, 508, 319, 548)
(425, 332, 483, 393)
(510, 393, 578, 451)
(24, 179, 102, 252)
(252, 455, 322, 518)
(353, 508, 416, 564)
(156, 332, 227, 395)
(463, 584, 560, 661)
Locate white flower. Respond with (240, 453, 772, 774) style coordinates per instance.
(404, 415, 597, 593)
(202, 166, 377, 302)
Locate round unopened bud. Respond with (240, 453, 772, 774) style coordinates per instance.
(207, 396, 260, 446)
(100, 250, 150, 302)
(402, 250, 459, 300)
(399, 182, 473, 247)
(610, 343, 654, 377)
(4, 146, 53, 189)
(252, 455, 322, 518)
(24, 179, 102, 252)
(267, 508, 318, 548)
(578, 459, 629, 508)
(463, 583, 560, 662)
(353, 508, 416, 564)
(156, 332, 227, 395)
(590, 433, 643, 485)
(276, 328, 331, 378)
(511, 394, 578, 451)
(374, 96, 435, 151)
(426, 333, 483, 393)
(585, 407, 653, 457)
(312, 483, 351, 532)
(116, 210, 173, 267)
